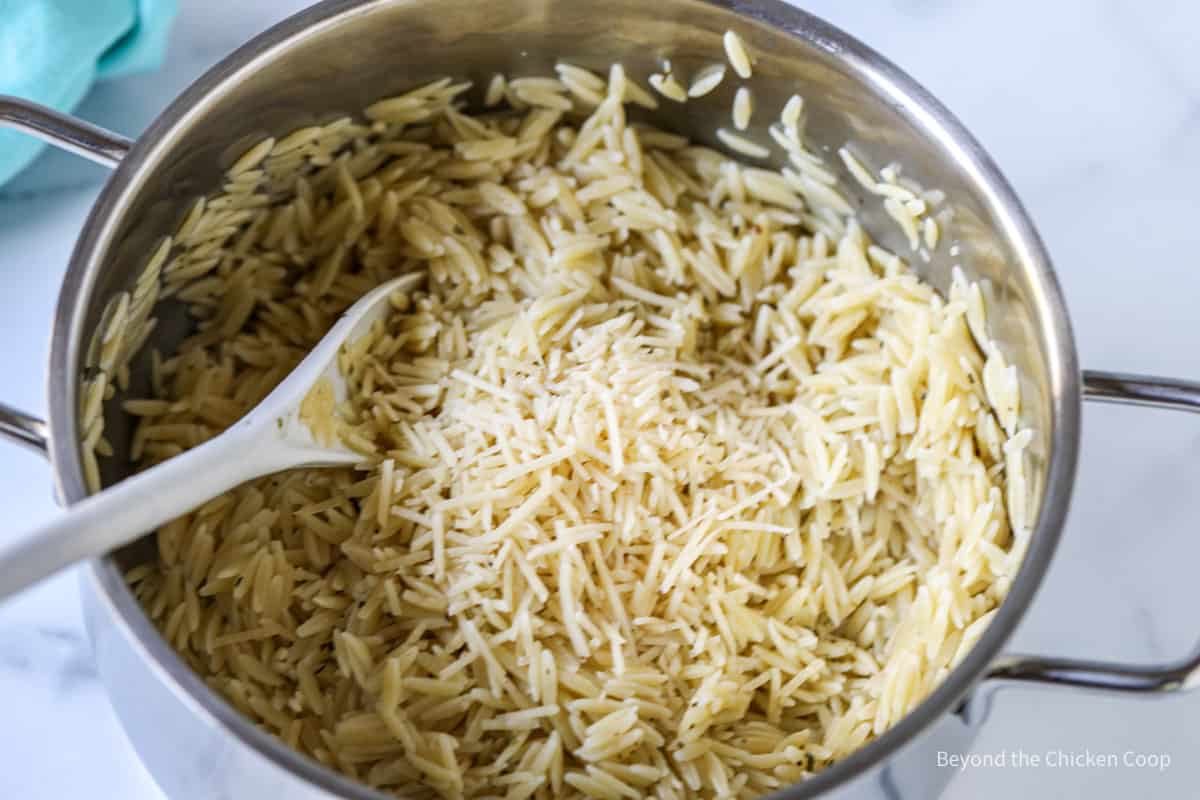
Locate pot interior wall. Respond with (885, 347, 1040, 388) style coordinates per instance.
(73, 0, 1053, 579)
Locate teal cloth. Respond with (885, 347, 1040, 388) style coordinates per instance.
(0, 0, 177, 185)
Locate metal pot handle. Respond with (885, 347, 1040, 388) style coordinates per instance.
(0, 404, 49, 456)
(0, 98, 130, 461)
(987, 369, 1200, 694)
(0, 95, 131, 168)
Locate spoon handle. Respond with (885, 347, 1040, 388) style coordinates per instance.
(0, 276, 405, 602)
(0, 425, 262, 600)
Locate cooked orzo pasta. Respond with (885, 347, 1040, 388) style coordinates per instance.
(90, 58, 1030, 800)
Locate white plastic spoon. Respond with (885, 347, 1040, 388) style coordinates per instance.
(0, 275, 418, 600)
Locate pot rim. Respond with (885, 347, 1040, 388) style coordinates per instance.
(50, 0, 1081, 796)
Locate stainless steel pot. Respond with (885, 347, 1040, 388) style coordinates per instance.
(1, 1, 1198, 797)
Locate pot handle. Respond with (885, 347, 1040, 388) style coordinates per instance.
(0, 99, 130, 457)
(986, 369, 1200, 694)
(0, 95, 131, 167)
(0, 404, 49, 457)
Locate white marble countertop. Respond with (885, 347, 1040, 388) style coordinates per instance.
(1, 0, 1197, 797)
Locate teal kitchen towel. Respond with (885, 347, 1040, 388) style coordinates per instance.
(0, 0, 177, 185)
